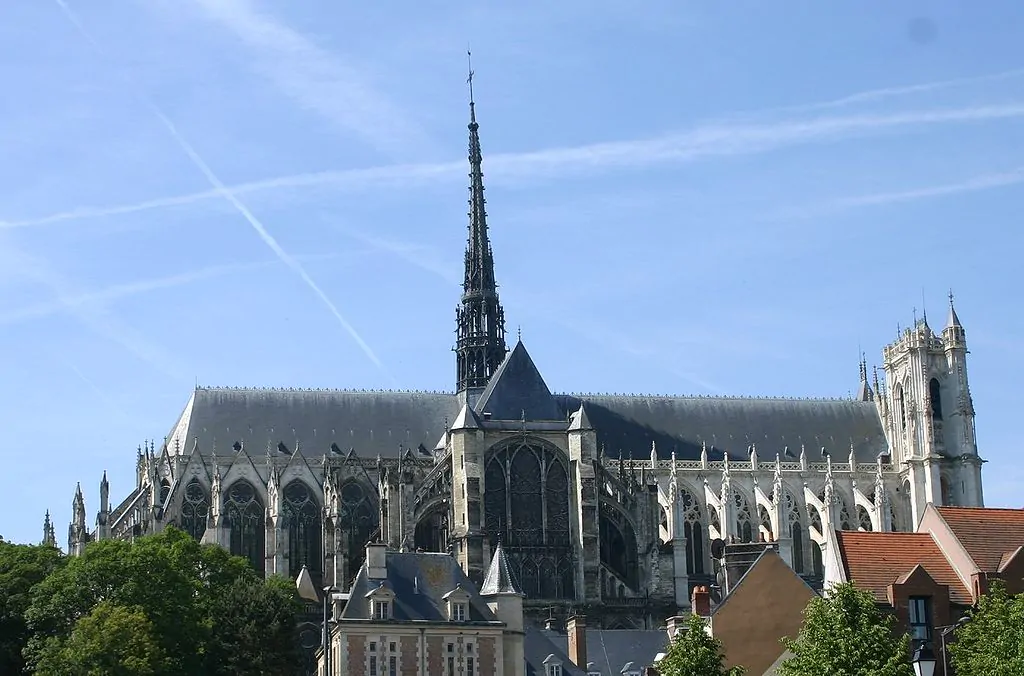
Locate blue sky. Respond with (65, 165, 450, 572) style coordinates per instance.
(1, 0, 1022, 545)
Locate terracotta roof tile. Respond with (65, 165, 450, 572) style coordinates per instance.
(936, 506, 1024, 572)
(836, 531, 971, 605)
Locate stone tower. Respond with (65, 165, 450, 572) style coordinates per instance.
(881, 294, 982, 529)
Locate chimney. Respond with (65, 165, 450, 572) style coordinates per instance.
(691, 585, 711, 617)
(366, 542, 388, 579)
(567, 615, 587, 668)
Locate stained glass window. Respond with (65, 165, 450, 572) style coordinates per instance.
(339, 480, 376, 574)
(482, 440, 574, 600)
(283, 481, 322, 579)
(180, 479, 209, 542)
(224, 480, 265, 573)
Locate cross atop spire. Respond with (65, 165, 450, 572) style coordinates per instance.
(455, 54, 508, 393)
(467, 49, 476, 123)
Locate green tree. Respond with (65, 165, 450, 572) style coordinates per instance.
(34, 601, 170, 676)
(23, 527, 302, 676)
(657, 613, 745, 676)
(778, 583, 913, 676)
(949, 582, 1024, 675)
(0, 539, 65, 674)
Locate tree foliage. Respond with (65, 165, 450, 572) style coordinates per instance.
(656, 613, 745, 676)
(33, 601, 170, 676)
(0, 539, 65, 674)
(949, 582, 1024, 676)
(23, 527, 302, 676)
(778, 583, 912, 676)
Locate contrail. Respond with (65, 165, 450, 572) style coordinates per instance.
(54, 0, 386, 373)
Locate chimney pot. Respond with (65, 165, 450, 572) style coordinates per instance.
(691, 585, 711, 617)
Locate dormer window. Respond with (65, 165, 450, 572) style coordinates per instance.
(442, 583, 472, 623)
(364, 583, 395, 623)
(543, 654, 563, 676)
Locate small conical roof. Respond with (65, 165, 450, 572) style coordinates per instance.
(480, 542, 524, 596)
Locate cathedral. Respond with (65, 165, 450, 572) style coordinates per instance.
(64, 81, 985, 631)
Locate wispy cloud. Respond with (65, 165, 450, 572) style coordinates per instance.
(741, 67, 1024, 118)
(0, 253, 350, 326)
(56, 0, 389, 376)
(0, 239, 191, 381)
(10, 97, 1024, 232)
(186, 0, 429, 155)
(775, 166, 1024, 220)
(333, 223, 460, 286)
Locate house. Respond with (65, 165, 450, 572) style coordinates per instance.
(828, 505, 1024, 675)
(321, 541, 526, 676)
(680, 542, 818, 676)
(525, 616, 668, 676)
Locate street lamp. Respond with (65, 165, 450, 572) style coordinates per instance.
(938, 616, 971, 676)
(912, 642, 937, 676)
(296, 566, 340, 676)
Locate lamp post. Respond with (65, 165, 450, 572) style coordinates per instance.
(937, 616, 971, 676)
(297, 566, 339, 676)
(912, 641, 937, 676)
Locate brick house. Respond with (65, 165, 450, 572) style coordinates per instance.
(829, 505, 1024, 675)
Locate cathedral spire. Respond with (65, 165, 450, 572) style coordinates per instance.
(455, 51, 507, 394)
(42, 510, 56, 547)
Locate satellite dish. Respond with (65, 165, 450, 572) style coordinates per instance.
(710, 538, 726, 560)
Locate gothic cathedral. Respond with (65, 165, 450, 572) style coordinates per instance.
(64, 84, 985, 631)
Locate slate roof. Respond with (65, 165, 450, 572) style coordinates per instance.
(475, 341, 562, 421)
(557, 394, 887, 462)
(339, 551, 500, 624)
(166, 387, 460, 458)
(164, 344, 886, 463)
(527, 628, 668, 676)
(935, 506, 1024, 572)
(835, 531, 972, 605)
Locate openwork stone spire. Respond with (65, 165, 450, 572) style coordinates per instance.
(455, 51, 507, 393)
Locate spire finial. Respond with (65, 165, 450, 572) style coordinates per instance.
(921, 287, 928, 324)
(517, 324, 521, 342)
(467, 48, 476, 122)
(948, 288, 955, 307)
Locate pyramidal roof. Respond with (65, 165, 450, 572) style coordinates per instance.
(480, 542, 523, 596)
(474, 340, 561, 421)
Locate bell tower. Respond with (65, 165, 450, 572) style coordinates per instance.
(881, 294, 983, 528)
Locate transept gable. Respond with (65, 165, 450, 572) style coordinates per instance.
(221, 444, 265, 496)
(474, 340, 561, 421)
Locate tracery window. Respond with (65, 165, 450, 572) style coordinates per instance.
(681, 490, 705, 576)
(734, 492, 754, 543)
(784, 490, 805, 574)
(224, 480, 266, 573)
(283, 481, 322, 579)
(339, 480, 377, 574)
(483, 439, 574, 600)
(180, 479, 209, 542)
(158, 479, 171, 507)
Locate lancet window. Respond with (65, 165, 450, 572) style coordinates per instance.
(283, 480, 322, 579)
(180, 479, 210, 542)
(785, 492, 805, 574)
(338, 480, 376, 574)
(929, 378, 943, 420)
(734, 492, 754, 543)
(681, 490, 705, 576)
(223, 480, 265, 573)
(483, 440, 574, 600)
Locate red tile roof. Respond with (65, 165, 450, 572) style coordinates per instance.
(936, 506, 1024, 573)
(836, 531, 972, 605)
